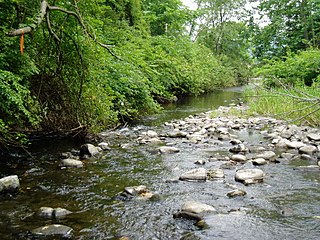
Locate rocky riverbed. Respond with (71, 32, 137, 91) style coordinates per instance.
(1, 104, 320, 239)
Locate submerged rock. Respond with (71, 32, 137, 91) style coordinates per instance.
(32, 224, 73, 238)
(227, 189, 247, 198)
(179, 168, 207, 181)
(235, 169, 264, 184)
(38, 207, 72, 218)
(0, 175, 20, 193)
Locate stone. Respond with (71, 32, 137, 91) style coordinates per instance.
(207, 169, 225, 179)
(0, 175, 20, 193)
(124, 185, 148, 195)
(38, 207, 54, 218)
(53, 208, 73, 218)
(231, 154, 247, 162)
(230, 139, 242, 145)
(286, 141, 306, 149)
(256, 151, 276, 161)
(299, 145, 318, 155)
(146, 130, 158, 138)
(251, 158, 268, 165)
(179, 168, 207, 181)
(98, 142, 110, 150)
(227, 189, 247, 198)
(229, 144, 249, 153)
(307, 133, 320, 141)
(280, 153, 295, 159)
(61, 159, 83, 168)
(159, 146, 180, 154)
(32, 224, 73, 238)
(173, 211, 203, 221)
(80, 143, 99, 158)
(235, 169, 264, 184)
(300, 154, 315, 161)
(194, 159, 206, 165)
(181, 201, 216, 214)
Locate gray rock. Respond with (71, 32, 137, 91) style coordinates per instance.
(229, 144, 249, 153)
(32, 224, 73, 238)
(194, 159, 206, 165)
(124, 185, 148, 195)
(38, 207, 54, 218)
(182, 201, 216, 214)
(227, 189, 247, 198)
(286, 141, 306, 149)
(53, 208, 73, 218)
(80, 143, 99, 158)
(159, 146, 180, 154)
(280, 152, 295, 159)
(235, 169, 264, 184)
(299, 145, 318, 155)
(256, 151, 276, 161)
(207, 169, 225, 179)
(251, 158, 268, 165)
(146, 130, 158, 138)
(98, 142, 110, 150)
(0, 175, 20, 193)
(231, 154, 247, 162)
(179, 168, 206, 181)
(307, 133, 320, 141)
(173, 211, 203, 221)
(61, 159, 83, 168)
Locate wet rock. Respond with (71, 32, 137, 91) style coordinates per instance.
(194, 159, 206, 165)
(231, 154, 247, 162)
(299, 145, 318, 155)
(235, 169, 264, 184)
(98, 142, 110, 150)
(179, 168, 207, 181)
(173, 211, 203, 221)
(80, 143, 99, 158)
(61, 159, 83, 168)
(251, 158, 268, 166)
(38, 207, 54, 218)
(32, 224, 73, 238)
(168, 130, 188, 138)
(227, 189, 247, 198)
(307, 133, 320, 141)
(229, 144, 249, 153)
(53, 208, 73, 218)
(158, 146, 180, 154)
(0, 175, 20, 193)
(207, 169, 225, 179)
(286, 141, 306, 149)
(181, 201, 216, 214)
(256, 151, 276, 161)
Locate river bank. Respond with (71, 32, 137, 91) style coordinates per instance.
(1, 97, 320, 239)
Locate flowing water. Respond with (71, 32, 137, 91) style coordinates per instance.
(0, 88, 319, 240)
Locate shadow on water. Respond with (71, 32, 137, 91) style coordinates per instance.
(0, 87, 319, 240)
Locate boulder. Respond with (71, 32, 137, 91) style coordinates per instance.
(181, 201, 216, 214)
(38, 207, 72, 218)
(231, 154, 247, 162)
(251, 158, 268, 166)
(286, 141, 306, 149)
(159, 146, 180, 154)
(61, 159, 83, 168)
(32, 224, 73, 238)
(235, 169, 264, 184)
(179, 168, 207, 181)
(146, 130, 158, 138)
(299, 145, 318, 155)
(80, 143, 99, 158)
(0, 175, 20, 193)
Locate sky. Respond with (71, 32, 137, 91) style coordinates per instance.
(182, 0, 197, 10)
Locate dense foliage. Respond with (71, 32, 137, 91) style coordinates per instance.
(0, 0, 250, 148)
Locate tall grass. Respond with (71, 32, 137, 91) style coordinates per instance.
(244, 86, 320, 127)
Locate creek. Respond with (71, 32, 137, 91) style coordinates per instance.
(0, 87, 319, 240)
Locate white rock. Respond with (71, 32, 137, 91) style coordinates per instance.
(146, 130, 158, 138)
(235, 169, 264, 184)
(32, 224, 73, 238)
(61, 159, 83, 168)
(307, 133, 320, 141)
(231, 154, 247, 162)
(256, 151, 276, 161)
(286, 141, 306, 149)
(182, 201, 216, 214)
(251, 158, 268, 165)
(299, 145, 318, 155)
(179, 168, 207, 181)
(0, 175, 20, 193)
(159, 146, 180, 154)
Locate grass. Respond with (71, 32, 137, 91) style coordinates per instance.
(243, 86, 320, 127)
